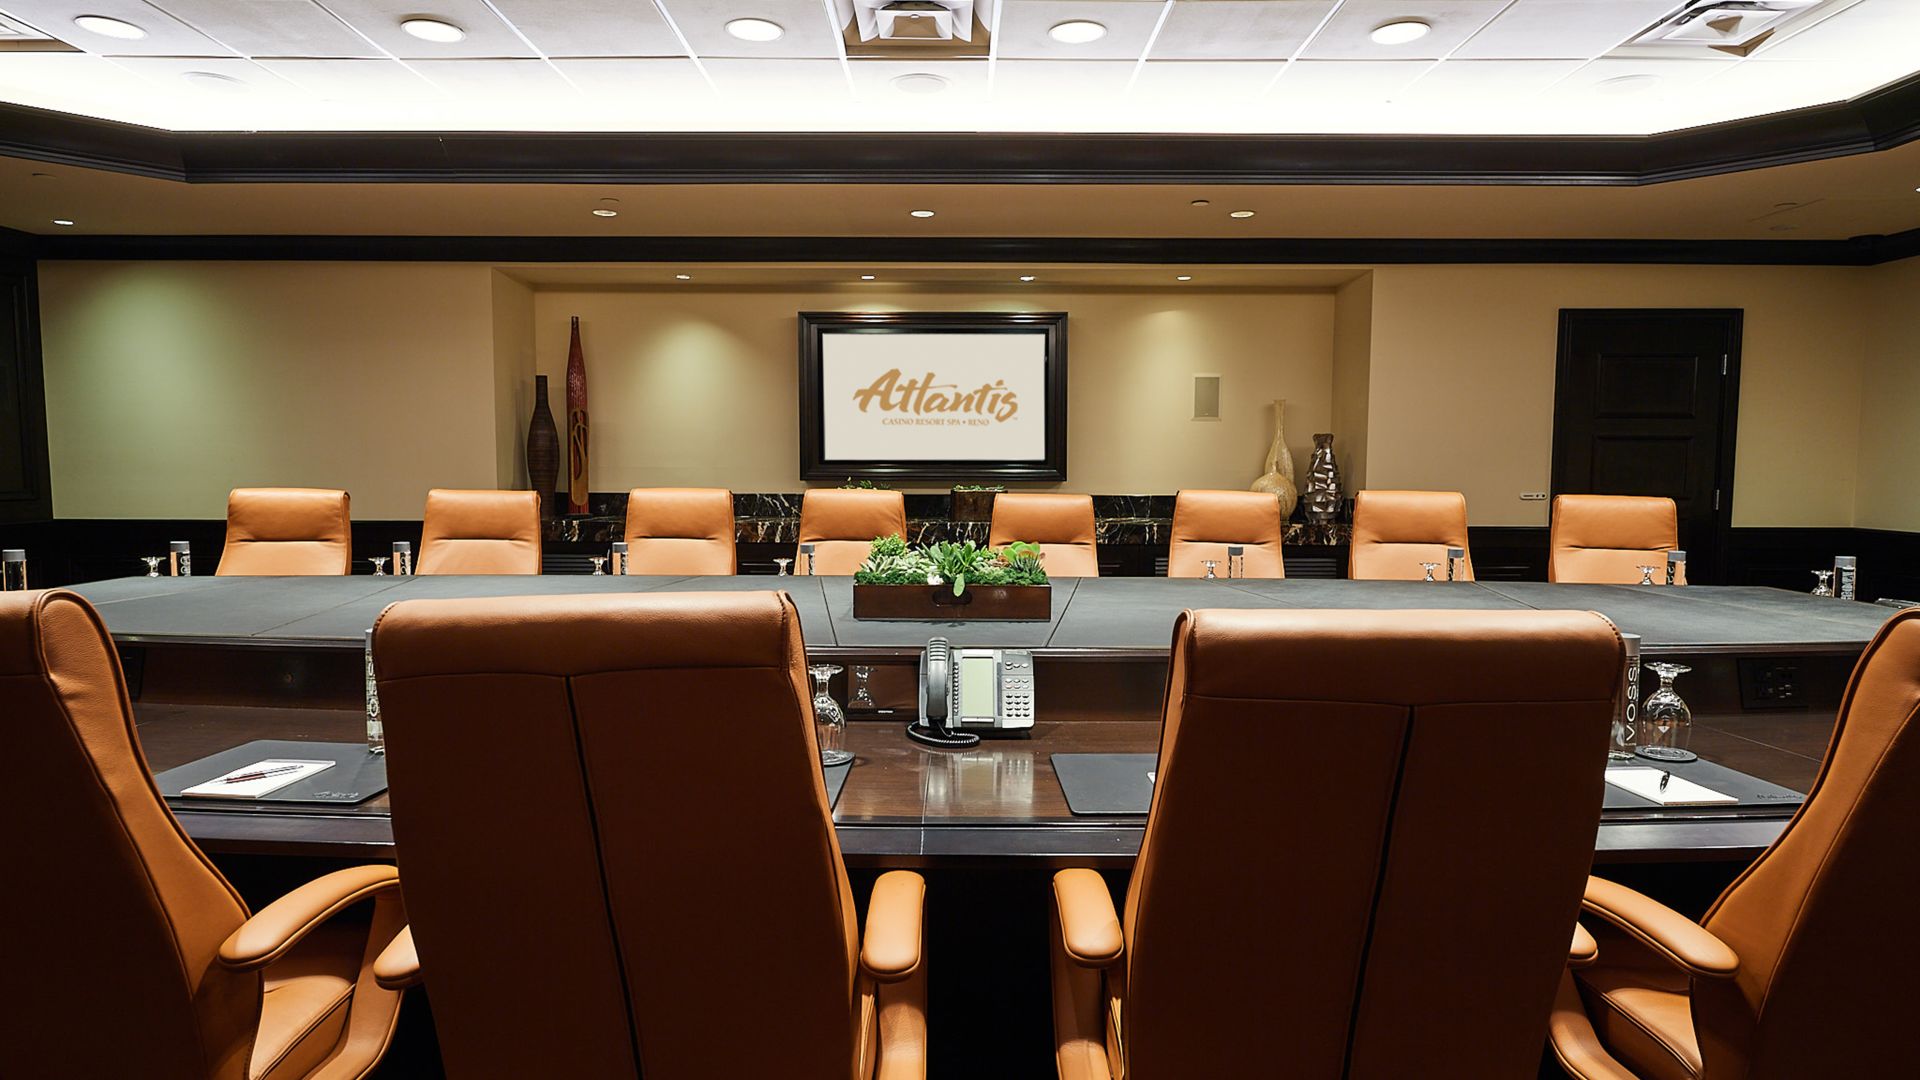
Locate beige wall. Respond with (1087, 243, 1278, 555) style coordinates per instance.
(1366, 264, 1874, 527)
(1856, 255, 1920, 533)
(525, 286, 1337, 495)
(39, 261, 501, 519)
(33, 259, 1911, 531)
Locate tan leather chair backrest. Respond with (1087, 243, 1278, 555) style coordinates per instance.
(373, 591, 858, 1079)
(1349, 489, 1475, 581)
(217, 487, 352, 576)
(1548, 495, 1683, 584)
(988, 493, 1100, 577)
(796, 489, 907, 575)
(1694, 608, 1920, 1077)
(415, 489, 541, 575)
(0, 590, 257, 1078)
(1167, 490, 1287, 578)
(1123, 608, 1620, 1077)
(623, 488, 736, 575)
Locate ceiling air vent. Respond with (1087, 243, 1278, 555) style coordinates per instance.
(1630, 0, 1825, 55)
(834, 0, 996, 57)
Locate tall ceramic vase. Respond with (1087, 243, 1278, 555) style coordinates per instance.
(1250, 399, 1299, 518)
(526, 374, 560, 520)
(1303, 433, 1341, 524)
(565, 316, 590, 515)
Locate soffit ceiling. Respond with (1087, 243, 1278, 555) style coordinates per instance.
(0, 0, 1916, 136)
(7, 135, 1918, 239)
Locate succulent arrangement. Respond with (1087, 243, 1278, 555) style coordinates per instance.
(854, 535, 1049, 596)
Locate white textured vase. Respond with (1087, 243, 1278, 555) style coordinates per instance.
(1250, 399, 1299, 518)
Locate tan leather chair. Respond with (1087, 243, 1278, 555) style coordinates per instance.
(0, 589, 406, 1079)
(415, 488, 541, 575)
(217, 487, 352, 576)
(622, 487, 736, 575)
(1051, 608, 1621, 1079)
(1550, 494, 1685, 585)
(797, 488, 908, 575)
(1551, 607, 1920, 1080)
(1167, 489, 1287, 578)
(1349, 489, 1475, 581)
(370, 591, 927, 1078)
(989, 493, 1100, 577)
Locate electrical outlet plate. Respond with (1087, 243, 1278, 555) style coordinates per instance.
(1520, 492, 1548, 501)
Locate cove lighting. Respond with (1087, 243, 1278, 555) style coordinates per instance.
(1048, 20, 1107, 45)
(400, 18, 466, 43)
(1370, 20, 1431, 46)
(72, 15, 147, 40)
(726, 18, 785, 42)
(1228, 210, 1256, 219)
(52, 219, 75, 227)
(591, 208, 618, 217)
(909, 209, 936, 218)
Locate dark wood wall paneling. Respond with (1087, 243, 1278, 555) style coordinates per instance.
(0, 226, 50, 524)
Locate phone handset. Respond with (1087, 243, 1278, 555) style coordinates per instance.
(908, 636, 980, 749)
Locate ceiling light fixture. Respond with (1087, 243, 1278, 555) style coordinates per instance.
(1228, 210, 1256, 219)
(591, 208, 618, 217)
(1019, 275, 1036, 282)
(400, 17, 466, 43)
(860, 274, 876, 280)
(891, 73, 949, 94)
(1176, 275, 1193, 281)
(1596, 74, 1659, 96)
(909, 209, 936, 218)
(52, 219, 76, 227)
(1189, 199, 1210, 207)
(1369, 20, 1431, 46)
(1048, 20, 1107, 45)
(725, 17, 785, 42)
(675, 274, 692, 280)
(183, 71, 244, 90)
(72, 15, 147, 40)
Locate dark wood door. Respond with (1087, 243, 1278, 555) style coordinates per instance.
(1552, 310, 1741, 583)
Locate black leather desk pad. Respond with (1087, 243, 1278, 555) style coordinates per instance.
(157, 739, 388, 807)
(1052, 752, 1804, 817)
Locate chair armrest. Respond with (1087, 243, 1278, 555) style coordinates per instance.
(1580, 876, 1738, 980)
(218, 865, 401, 973)
(1569, 923, 1599, 968)
(373, 926, 422, 990)
(861, 871, 926, 983)
(1053, 869, 1123, 969)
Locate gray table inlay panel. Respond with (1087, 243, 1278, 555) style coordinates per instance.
(1222, 578, 1531, 610)
(1478, 583, 1888, 650)
(85, 576, 410, 640)
(67, 576, 247, 606)
(266, 574, 698, 642)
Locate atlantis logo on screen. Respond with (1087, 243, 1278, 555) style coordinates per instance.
(851, 368, 1020, 425)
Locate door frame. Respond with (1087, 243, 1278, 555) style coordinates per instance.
(1550, 308, 1744, 582)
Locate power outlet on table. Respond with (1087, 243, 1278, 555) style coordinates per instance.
(1738, 659, 1805, 710)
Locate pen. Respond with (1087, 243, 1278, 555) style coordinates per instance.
(1658, 771, 1671, 794)
(220, 764, 303, 785)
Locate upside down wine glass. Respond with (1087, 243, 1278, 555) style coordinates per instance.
(810, 664, 853, 766)
(1636, 662, 1695, 763)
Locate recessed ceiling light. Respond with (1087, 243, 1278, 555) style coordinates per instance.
(1049, 20, 1107, 45)
(1370, 20, 1431, 46)
(72, 15, 147, 40)
(52, 219, 75, 227)
(909, 209, 936, 218)
(400, 17, 466, 43)
(1176, 275, 1193, 281)
(726, 17, 784, 42)
(1019, 275, 1036, 282)
(675, 274, 693, 280)
(183, 71, 244, 90)
(1189, 199, 1210, 207)
(860, 274, 876, 280)
(1228, 210, 1256, 219)
(591, 208, 618, 217)
(1596, 74, 1659, 96)
(891, 73, 949, 94)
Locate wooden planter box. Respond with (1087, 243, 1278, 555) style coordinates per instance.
(852, 583, 1052, 621)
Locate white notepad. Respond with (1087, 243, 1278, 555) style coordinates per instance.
(181, 759, 335, 799)
(1605, 767, 1737, 806)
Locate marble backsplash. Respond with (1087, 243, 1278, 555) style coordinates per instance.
(548, 492, 1352, 548)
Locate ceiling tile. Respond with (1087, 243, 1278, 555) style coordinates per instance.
(995, 0, 1168, 61)
(1131, 59, 1284, 100)
(489, 0, 685, 58)
(0, 52, 174, 121)
(154, 0, 380, 57)
(410, 58, 577, 98)
(313, 0, 535, 59)
(1301, 0, 1508, 61)
(549, 58, 712, 99)
(991, 58, 1135, 102)
(0, 0, 233, 56)
(672, 0, 844, 60)
(1150, 0, 1334, 60)
(702, 57, 851, 99)
(1455, 0, 1678, 61)
(253, 57, 446, 101)
(1267, 59, 1426, 103)
(109, 55, 300, 96)
(1406, 58, 1582, 101)
(1757, 0, 1920, 62)
(846, 59, 992, 103)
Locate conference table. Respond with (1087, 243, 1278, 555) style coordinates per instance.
(73, 574, 1894, 867)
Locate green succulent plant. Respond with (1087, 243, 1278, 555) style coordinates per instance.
(853, 536, 1049, 595)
